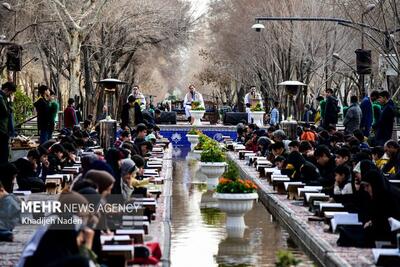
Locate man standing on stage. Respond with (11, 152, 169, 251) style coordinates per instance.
(244, 86, 263, 123)
(183, 84, 204, 124)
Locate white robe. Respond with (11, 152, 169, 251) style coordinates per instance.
(183, 91, 204, 118)
(244, 92, 263, 123)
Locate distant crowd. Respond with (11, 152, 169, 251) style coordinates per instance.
(235, 88, 400, 247)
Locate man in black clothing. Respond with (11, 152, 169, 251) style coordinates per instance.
(323, 88, 340, 129)
(13, 149, 45, 192)
(373, 91, 396, 146)
(0, 82, 16, 164)
(314, 145, 336, 188)
(121, 95, 143, 130)
(34, 85, 52, 144)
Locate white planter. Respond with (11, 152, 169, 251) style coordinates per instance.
(249, 111, 265, 127)
(213, 192, 258, 238)
(200, 162, 227, 190)
(190, 110, 205, 126)
(186, 134, 199, 151)
(192, 150, 203, 161)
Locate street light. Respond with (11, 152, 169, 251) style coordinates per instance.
(1, 2, 17, 34)
(361, 4, 376, 49)
(332, 53, 358, 73)
(251, 22, 265, 32)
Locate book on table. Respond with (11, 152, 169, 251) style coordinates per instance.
(372, 249, 400, 265)
(330, 213, 362, 233)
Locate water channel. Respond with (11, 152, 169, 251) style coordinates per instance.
(170, 157, 314, 267)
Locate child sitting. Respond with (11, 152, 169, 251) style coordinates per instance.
(333, 165, 353, 195)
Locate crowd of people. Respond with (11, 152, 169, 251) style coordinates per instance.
(0, 81, 166, 266)
(0, 78, 399, 262)
(236, 89, 400, 247)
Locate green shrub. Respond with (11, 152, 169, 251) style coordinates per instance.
(191, 101, 205, 110)
(222, 160, 240, 180)
(250, 103, 264, 112)
(13, 88, 33, 125)
(188, 128, 202, 135)
(200, 145, 225, 162)
(275, 250, 301, 267)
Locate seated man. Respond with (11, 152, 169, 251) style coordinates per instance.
(333, 165, 353, 196)
(0, 163, 20, 242)
(62, 143, 77, 167)
(14, 149, 45, 192)
(314, 145, 336, 189)
(133, 123, 148, 145)
(47, 144, 67, 175)
(138, 141, 153, 158)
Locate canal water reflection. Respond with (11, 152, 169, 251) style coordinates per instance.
(171, 159, 314, 267)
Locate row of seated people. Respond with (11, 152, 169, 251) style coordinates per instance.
(0, 122, 168, 267)
(232, 123, 400, 249)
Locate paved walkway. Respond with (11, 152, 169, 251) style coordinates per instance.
(227, 151, 375, 267)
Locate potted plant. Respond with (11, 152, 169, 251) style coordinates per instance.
(186, 128, 202, 150)
(190, 101, 206, 126)
(192, 134, 208, 160)
(249, 103, 265, 127)
(213, 160, 258, 238)
(200, 144, 227, 190)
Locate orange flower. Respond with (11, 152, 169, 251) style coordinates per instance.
(219, 178, 231, 184)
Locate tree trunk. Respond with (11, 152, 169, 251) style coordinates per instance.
(69, 31, 82, 98)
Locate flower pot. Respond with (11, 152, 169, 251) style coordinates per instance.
(200, 162, 227, 190)
(186, 134, 199, 151)
(213, 192, 258, 238)
(192, 150, 203, 161)
(190, 110, 205, 126)
(249, 111, 265, 127)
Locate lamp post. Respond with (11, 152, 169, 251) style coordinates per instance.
(332, 53, 358, 73)
(251, 14, 386, 98)
(359, 4, 376, 96)
(1, 2, 17, 35)
(361, 4, 376, 49)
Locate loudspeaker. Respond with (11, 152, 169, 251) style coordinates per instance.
(223, 112, 248, 125)
(355, 49, 372, 75)
(6, 45, 22, 72)
(156, 112, 177, 125)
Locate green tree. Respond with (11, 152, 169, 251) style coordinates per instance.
(13, 88, 33, 125)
